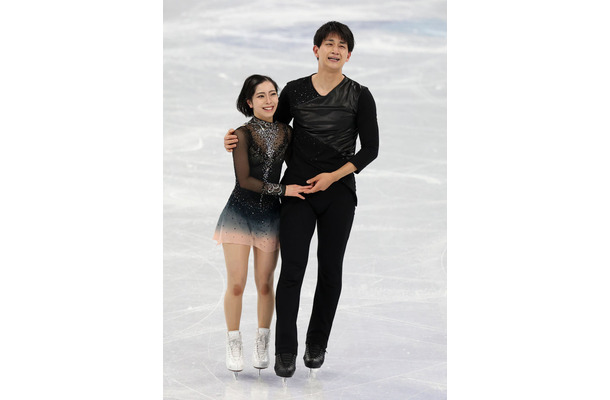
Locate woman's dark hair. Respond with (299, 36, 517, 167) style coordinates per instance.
(313, 21, 355, 53)
(236, 74, 279, 117)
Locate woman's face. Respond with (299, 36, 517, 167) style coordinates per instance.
(247, 81, 278, 122)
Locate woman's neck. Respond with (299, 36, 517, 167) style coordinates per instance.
(253, 114, 273, 123)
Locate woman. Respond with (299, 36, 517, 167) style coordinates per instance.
(213, 75, 311, 376)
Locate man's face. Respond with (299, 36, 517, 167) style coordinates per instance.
(313, 34, 351, 70)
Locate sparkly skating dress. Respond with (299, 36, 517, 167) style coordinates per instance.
(213, 117, 292, 252)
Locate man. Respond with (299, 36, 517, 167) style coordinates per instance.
(224, 21, 379, 379)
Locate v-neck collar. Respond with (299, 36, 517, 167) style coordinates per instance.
(309, 73, 348, 97)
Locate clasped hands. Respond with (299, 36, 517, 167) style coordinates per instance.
(224, 129, 336, 197)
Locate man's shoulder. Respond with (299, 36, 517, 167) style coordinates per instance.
(343, 77, 375, 104)
(283, 76, 313, 93)
(285, 75, 311, 86)
(280, 75, 317, 106)
(343, 76, 367, 93)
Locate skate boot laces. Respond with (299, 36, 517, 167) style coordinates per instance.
(255, 333, 268, 358)
(279, 353, 296, 364)
(228, 337, 242, 360)
(304, 343, 326, 369)
(306, 344, 324, 358)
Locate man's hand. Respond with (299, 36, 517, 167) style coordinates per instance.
(305, 173, 337, 193)
(224, 129, 238, 152)
(285, 184, 314, 200)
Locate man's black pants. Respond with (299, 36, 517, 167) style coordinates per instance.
(275, 182, 356, 354)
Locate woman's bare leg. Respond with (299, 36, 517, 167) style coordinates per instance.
(253, 247, 279, 328)
(222, 243, 251, 331)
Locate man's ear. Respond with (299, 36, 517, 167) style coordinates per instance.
(313, 45, 319, 60)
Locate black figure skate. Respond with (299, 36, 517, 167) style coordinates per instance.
(303, 343, 326, 377)
(274, 353, 296, 385)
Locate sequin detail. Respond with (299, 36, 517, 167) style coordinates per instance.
(284, 75, 320, 107)
(246, 118, 287, 199)
(213, 118, 291, 252)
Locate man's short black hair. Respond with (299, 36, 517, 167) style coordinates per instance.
(236, 74, 279, 117)
(313, 21, 355, 52)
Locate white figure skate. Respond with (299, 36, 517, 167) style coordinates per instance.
(226, 330, 244, 379)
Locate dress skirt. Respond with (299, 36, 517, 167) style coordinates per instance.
(213, 186, 281, 253)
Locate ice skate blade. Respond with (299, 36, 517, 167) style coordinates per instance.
(308, 368, 320, 378)
(282, 377, 288, 387)
(229, 369, 243, 380)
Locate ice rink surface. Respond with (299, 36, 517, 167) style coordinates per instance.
(164, 1, 446, 399)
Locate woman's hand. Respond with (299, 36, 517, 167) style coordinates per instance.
(285, 184, 313, 200)
(224, 129, 238, 152)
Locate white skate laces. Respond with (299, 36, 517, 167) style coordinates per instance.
(226, 331, 244, 372)
(253, 328, 270, 369)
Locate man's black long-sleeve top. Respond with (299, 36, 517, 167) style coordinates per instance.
(274, 74, 379, 202)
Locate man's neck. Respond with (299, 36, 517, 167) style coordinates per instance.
(312, 69, 345, 96)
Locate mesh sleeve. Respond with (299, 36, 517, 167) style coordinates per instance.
(232, 127, 286, 196)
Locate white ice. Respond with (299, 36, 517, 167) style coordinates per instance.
(164, 1, 446, 399)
